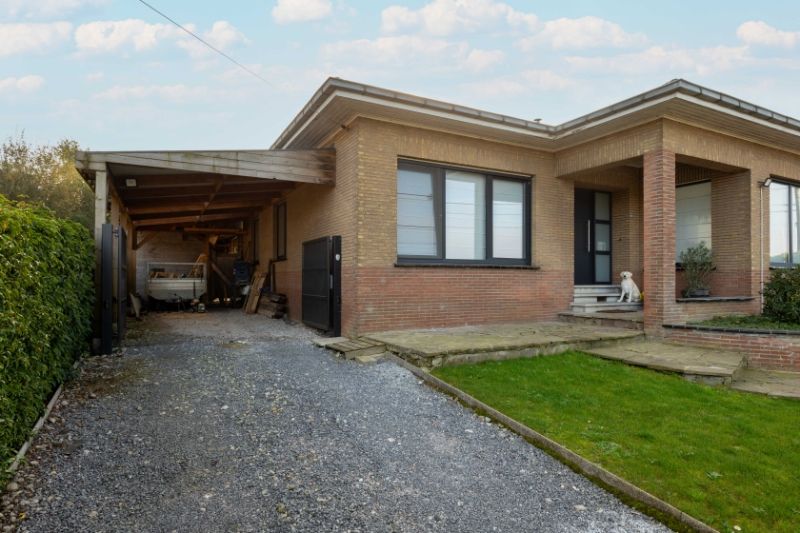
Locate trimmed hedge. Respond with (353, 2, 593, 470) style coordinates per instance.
(0, 195, 94, 471)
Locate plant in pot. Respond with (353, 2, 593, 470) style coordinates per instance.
(680, 242, 714, 298)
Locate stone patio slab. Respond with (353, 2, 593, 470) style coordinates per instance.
(731, 368, 800, 399)
(584, 340, 745, 385)
(365, 322, 643, 368)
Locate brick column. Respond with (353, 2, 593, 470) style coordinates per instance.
(643, 149, 678, 332)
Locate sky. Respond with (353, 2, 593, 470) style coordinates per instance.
(1, 0, 799, 151)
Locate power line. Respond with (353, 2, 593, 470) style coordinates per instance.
(135, 0, 272, 87)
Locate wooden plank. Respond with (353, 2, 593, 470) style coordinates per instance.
(133, 211, 257, 227)
(210, 260, 233, 286)
(244, 272, 268, 314)
(181, 227, 245, 235)
(127, 200, 267, 216)
(121, 182, 292, 199)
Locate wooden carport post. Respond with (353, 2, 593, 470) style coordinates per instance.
(93, 168, 109, 349)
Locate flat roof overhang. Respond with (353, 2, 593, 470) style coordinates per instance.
(76, 149, 335, 229)
(273, 78, 800, 155)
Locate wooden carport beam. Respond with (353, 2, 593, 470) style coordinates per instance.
(132, 211, 257, 228)
(127, 200, 267, 216)
(77, 149, 335, 185)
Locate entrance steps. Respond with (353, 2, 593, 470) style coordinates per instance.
(570, 285, 643, 313)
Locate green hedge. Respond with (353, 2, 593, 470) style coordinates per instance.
(763, 266, 800, 324)
(0, 195, 94, 471)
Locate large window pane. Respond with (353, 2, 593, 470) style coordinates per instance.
(595, 255, 611, 283)
(397, 168, 437, 256)
(445, 171, 485, 260)
(793, 186, 800, 265)
(770, 182, 790, 265)
(594, 192, 611, 221)
(492, 180, 524, 259)
(676, 182, 712, 261)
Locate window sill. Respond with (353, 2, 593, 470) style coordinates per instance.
(675, 296, 754, 303)
(394, 262, 540, 270)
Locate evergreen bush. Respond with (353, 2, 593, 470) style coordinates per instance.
(0, 195, 93, 473)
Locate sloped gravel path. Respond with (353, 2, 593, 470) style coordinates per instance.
(3, 311, 667, 532)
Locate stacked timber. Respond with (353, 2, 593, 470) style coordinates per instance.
(258, 293, 288, 319)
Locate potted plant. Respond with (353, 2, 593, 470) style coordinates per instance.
(680, 242, 714, 297)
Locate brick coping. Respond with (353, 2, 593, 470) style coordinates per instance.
(664, 323, 800, 336)
(675, 296, 755, 303)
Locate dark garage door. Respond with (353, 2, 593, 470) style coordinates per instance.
(301, 236, 341, 336)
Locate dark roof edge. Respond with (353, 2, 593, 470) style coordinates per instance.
(272, 77, 800, 149)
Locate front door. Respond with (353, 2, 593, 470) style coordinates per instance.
(574, 189, 612, 284)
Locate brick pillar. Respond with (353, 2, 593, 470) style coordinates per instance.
(643, 150, 678, 333)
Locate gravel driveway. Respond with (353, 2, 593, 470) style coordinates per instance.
(3, 311, 668, 532)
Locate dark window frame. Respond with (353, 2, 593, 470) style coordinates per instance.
(396, 159, 532, 266)
(274, 201, 287, 261)
(770, 178, 799, 268)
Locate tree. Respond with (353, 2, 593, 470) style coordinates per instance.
(0, 134, 93, 228)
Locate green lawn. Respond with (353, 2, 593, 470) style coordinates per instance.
(692, 314, 800, 331)
(432, 353, 800, 533)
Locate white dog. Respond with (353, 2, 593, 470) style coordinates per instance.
(618, 271, 641, 303)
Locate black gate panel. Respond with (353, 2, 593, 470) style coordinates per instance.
(301, 236, 341, 335)
(116, 227, 127, 341)
(100, 224, 113, 354)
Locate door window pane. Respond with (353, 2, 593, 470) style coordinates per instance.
(594, 192, 611, 221)
(595, 223, 611, 253)
(770, 182, 790, 265)
(445, 171, 485, 260)
(676, 182, 712, 261)
(595, 255, 611, 283)
(493, 180, 524, 259)
(397, 168, 437, 256)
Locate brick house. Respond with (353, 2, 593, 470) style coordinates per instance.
(79, 78, 800, 347)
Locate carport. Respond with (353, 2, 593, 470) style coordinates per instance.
(76, 148, 335, 353)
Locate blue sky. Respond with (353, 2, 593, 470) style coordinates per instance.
(1, 0, 799, 150)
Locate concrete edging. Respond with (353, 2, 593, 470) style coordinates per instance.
(387, 354, 718, 533)
(5, 360, 79, 477)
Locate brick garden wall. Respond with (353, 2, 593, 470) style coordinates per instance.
(664, 327, 800, 371)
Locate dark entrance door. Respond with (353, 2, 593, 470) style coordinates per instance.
(574, 189, 612, 285)
(301, 236, 342, 336)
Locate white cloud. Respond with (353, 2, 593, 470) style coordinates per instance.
(519, 16, 646, 50)
(737, 21, 799, 48)
(381, 0, 537, 36)
(565, 45, 750, 76)
(0, 75, 45, 95)
(86, 72, 104, 82)
(0, 0, 105, 18)
(462, 48, 504, 72)
(177, 20, 248, 58)
(272, 0, 332, 24)
(322, 35, 500, 73)
(0, 22, 72, 57)
(75, 19, 179, 53)
(74, 19, 247, 59)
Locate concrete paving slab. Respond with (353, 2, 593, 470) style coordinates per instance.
(365, 322, 643, 368)
(584, 340, 745, 384)
(731, 368, 800, 399)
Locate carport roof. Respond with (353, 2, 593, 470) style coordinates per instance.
(75, 148, 334, 229)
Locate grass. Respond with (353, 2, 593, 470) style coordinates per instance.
(432, 352, 800, 533)
(691, 314, 800, 331)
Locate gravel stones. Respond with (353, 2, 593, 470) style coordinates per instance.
(4, 311, 667, 532)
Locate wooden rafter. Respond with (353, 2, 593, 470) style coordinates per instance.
(127, 199, 267, 216)
(132, 211, 257, 228)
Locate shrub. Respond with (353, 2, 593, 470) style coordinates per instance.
(763, 267, 800, 324)
(680, 242, 714, 297)
(0, 195, 94, 473)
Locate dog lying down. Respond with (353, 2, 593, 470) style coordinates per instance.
(618, 271, 642, 302)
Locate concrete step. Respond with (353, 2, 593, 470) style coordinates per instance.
(559, 311, 644, 331)
(570, 302, 643, 313)
(574, 285, 621, 296)
(572, 295, 622, 304)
